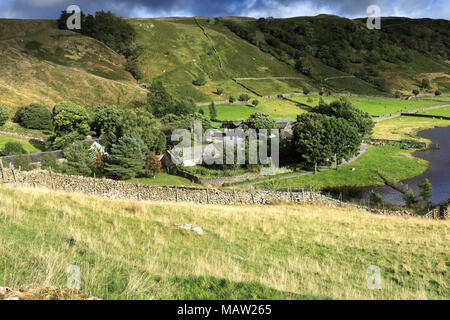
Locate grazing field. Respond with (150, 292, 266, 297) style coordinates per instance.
(291, 96, 440, 116)
(237, 78, 308, 96)
(0, 186, 448, 300)
(128, 173, 199, 187)
(199, 98, 306, 120)
(0, 121, 52, 140)
(0, 134, 44, 154)
(417, 106, 450, 117)
(372, 117, 450, 142)
(259, 145, 427, 190)
(418, 96, 450, 101)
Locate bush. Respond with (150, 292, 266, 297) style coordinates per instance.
(229, 95, 236, 103)
(2, 142, 26, 156)
(302, 86, 311, 95)
(40, 152, 62, 172)
(192, 75, 206, 86)
(13, 103, 52, 130)
(64, 141, 97, 176)
(403, 189, 418, 206)
(0, 104, 9, 127)
(12, 155, 34, 171)
(369, 191, 384, 208)
(252, 100, 259, 107)
(217, 87, 224, 95)
(434, 90, 442, 96)
(239, 94, 250, 102)
(412, 89, 419, 97)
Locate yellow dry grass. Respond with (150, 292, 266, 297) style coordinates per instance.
(0, 185, 448, 300)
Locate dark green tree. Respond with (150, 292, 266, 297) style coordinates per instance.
(209, 102, 217, 120)
(292, 113, 332, 173)
(435, 90, 442, 96)
(64, 141, 96, 176)
(412, 89, 419, 97)
(2, 142, 26, 156)
(217, 87, 224, 95)
(419, 179, 432, 204)
(147, 80, 175, 117)
(105, 133, 146, 180)
(404, 189, 418, 206)
(13, 103, 52, 130)
(312, 98, 374, 136)
(252, 99, 259, 107)
(192, 74, 206, 86)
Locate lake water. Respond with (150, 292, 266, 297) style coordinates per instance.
(362, 126, 450, 205)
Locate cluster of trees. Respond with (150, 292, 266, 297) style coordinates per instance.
(13, 103, 52, 131)
(0, 104, 9, 127)
(291, 98, 373, 171)
(147, 81, 196, 117)
(221, 16, 449, 93)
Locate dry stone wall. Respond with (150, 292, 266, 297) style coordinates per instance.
(1, 168, 417, 217)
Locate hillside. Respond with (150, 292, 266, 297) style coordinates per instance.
(0, 19, 146, 113)
(220, 15, 450, 95)
(0, 186, 448, 299)
(129, 17, 313, 102)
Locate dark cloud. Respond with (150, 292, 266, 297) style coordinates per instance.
(0, 0, 448, 19)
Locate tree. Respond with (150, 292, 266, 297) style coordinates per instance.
(435, 90, 442, 96)
(64, 141, 96, 176)
(421, 78, 430, 89)
(120, 110, 164, 154)
(173, 98, 196, 116)
(419, 179, 432, 204)
(41, 152, 63, 172)
(252, 99, 259, 107)
(292, 113, 332, 173)
(209, 102, 217, 120)
(104, 133, 146, 180)
(198, 108, 205, 115)
(239, 94, 250, 102)
(50, 101, 91, 149)
(52, 101, 90, 136)
(412, 89, 419, 97)
(324, 117, 360, 168)
(0, 104, 9, 127)
(147, 80, 175, 117)
(1, 142, 26, 156)
(370, 191, 384, 208)
(243, 112, 277, 132)
(229, 95, 236, 103)
(312, 98, 374, 136)
(217, 87, 224, 95)
(92, 105, 122, 138)
(144, 152, 162, 177)
(192, 74, 206, 86)
(12, 103, 52, 130)
(403, 189, 418, 206)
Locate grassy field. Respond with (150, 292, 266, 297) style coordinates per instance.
(237, 78, 309, 96)
(199, 98, 307, 121)
(259, 145, 427, 190)
(372, 117, 450, 142)
(417, 106, 450, 117)
(0, 134, 45, 154)
(0, 19, 145, 112)
(0, 186, 448, 299)
(291, 96, 441, 116)
(0, 121, 52, 140)
(128, 173, 199, 186)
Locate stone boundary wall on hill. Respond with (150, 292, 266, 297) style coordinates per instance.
(0, 131, 46, 144)
(0, 168, 422, 218)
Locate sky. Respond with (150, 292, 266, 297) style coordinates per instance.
(0, 0, 449, 20)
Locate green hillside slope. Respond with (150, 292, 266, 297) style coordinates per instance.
(130, 17, 313, 102)
(0, 19, 146, 112)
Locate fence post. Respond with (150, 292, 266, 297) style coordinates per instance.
(94, 173, 97, 194)
(11, 166, 17, 183)
(49, 167, 55, 190)
(251, 192, 255, 204)
(0, 160, 4, 183)
(206, 188, 209, 204)
(175, 187, 178, 202)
